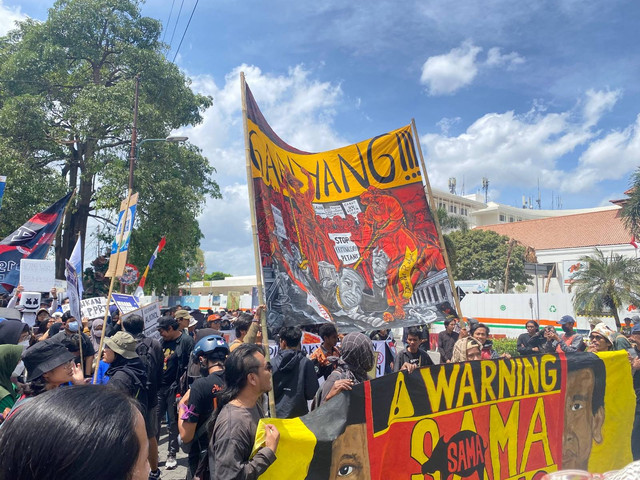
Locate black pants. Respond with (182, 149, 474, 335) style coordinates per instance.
(157, 386, 179, 456)
(632, 409, 640, 460)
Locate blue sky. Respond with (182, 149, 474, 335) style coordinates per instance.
(3, 0, 640, 276)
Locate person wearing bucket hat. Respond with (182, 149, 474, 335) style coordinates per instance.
(587, 323, 615, 352)
(102, 332, 148, 415)
(20, 339, 84, 398)
(174, 309, 193, 333)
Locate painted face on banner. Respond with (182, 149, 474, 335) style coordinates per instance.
(329, 424, 371, 480)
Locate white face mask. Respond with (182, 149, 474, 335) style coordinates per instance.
(18, 339, 30, 347)
(12, 360, 25, 378)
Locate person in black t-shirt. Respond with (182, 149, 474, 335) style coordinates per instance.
(395, 326, 434, 374)
(178, 335, 229, 479)
(157, 316, 195, 470)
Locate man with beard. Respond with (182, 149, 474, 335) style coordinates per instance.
(563, 353, 606, 469)
(542, 315, 586, 353)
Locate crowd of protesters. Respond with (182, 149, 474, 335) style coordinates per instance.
(3, 283, 640, 478)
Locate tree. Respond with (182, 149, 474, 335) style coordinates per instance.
(621, 169, 640, 238)
(0, 0, 219, 280)
(204, 271, 233, 281)
(571, 248, 640, 330)
(447, 229, 531, 290)
(436, 206, 469, 233)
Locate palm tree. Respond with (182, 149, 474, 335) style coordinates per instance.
(571, 248, 640, 330)
(621, 169, 640, 237)
(436, 206, 469, 233)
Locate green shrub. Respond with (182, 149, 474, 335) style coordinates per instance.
(492, 338, 518, 357)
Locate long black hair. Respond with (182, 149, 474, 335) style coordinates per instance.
(0, 385, 142, 480)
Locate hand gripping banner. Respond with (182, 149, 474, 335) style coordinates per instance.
(256, 351, 634, 479)
(244, 82, 453, 332)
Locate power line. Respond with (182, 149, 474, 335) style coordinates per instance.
(172, 0, 199, 63)
(161, 0, 177, 44)
(168, 0, 185, 51)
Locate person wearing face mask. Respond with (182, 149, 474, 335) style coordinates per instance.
(178, 335, 229, 479)
(542, 315, 586, 353)
(50, 312, 95, 377)
(0, 322, 31, 413)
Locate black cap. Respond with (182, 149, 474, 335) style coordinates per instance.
(22, 339, 74, 381)
(157, 316, 179, 330)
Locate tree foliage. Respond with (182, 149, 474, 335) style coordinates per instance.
(446, 229, 531, 290)
(571, 248, 640, 330)
(436, 206, 469, 233)
(621, 169, 640, 238)
(204, 271, 233, 281)
(0, 0, 220, 288)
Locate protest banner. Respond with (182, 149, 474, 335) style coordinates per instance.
(258, 351, 634, 479)
(106, 193, 138, 278)
(65, 260, 81, 321)
(111, 293, 140, 314)
(20, 259, 55, 292)
(0, 192, 72, 294)
(242, 81, 453, 333)
(0, 175, 5, 210)
(80, 297, 107, 320)
(121, 301, 162, 340)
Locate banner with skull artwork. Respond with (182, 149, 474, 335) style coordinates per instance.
(244, 82, 454, 332)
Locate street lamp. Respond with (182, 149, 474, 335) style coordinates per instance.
(129, 135, 189, 191)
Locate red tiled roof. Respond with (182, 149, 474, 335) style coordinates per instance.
(476, 209, 631, 250)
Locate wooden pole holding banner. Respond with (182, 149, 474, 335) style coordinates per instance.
(92, 193, 135, 383)
(240, 71, 277, 417)
(411, 119, 463, 320)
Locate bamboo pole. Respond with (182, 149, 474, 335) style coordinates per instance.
(411, 119, 463, 319)
(92, 192, 134, 383)
(240, 72, 277, 416)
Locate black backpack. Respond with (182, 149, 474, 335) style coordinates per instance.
(136, 337, 161, 406)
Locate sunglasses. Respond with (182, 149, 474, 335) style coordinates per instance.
(589, 334, 606, 341)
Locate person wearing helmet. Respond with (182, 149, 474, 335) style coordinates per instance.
(178, 335, 229, 478)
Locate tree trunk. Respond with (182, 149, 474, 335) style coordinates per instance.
(612, 304, 622, 331)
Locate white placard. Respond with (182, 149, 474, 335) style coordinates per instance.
(20, 259, 55, 292)
(270, 204, 288, 239)
(342, 199, 361, 219)
(121, 302, 162, 340)
(328, 232, 360, 265)
(80, 297, 107, 319)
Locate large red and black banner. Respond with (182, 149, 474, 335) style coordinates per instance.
(0, 192, 72, 294)
(244, 82, 453, 332)
(258, 351, 635, 479)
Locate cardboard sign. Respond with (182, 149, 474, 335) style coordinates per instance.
(80, 297, 107, 320)
(20, 259, 55, 292)
(19, 291, 41, 312)
(111, 293, 140, 314)
(121, 302, 161, 340)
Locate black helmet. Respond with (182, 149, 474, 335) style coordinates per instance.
(192, 335, 229, 361)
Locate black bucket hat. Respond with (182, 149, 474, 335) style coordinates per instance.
(22, 339, 75, 381)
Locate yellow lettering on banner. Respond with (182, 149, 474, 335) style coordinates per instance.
(522, 357, 539, 396)
(423, 364, 460, 413)
(248, 120, 421, 202)
(388, 372, 415, 424)
(520, 397, 554, 472)
(456, 363, 479, 408)
(481, 361, 497, 402)
(399, 247, 418, 299)
(540, 355, 558, 392)
(410, 418, 440, 480)
(489, 401, 520, 480)
(498, 360, 516, 398)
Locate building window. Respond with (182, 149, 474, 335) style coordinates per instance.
(453, 206, 457, 214)
(499, 214, 506, 222)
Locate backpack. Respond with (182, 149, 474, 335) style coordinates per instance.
(136, 337, 161, 407)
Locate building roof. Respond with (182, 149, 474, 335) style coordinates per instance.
(476, 208, 631, 250)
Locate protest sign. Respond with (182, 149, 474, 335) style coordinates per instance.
(111, 293, 140, 314)
(227, 291, 241, 311)
(244, 81, 452, 333)
(20, 259, 55, 292)
(0, 175, 5, 210)
(80, 297, 107, 320)
(121, 302, 161, 340)
(106, 193, 138, 277)
(258, 351, 635, 479)
(65, 260, 81, 321)
(19, 291, 41, 312)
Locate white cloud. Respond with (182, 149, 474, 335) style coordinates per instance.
(486, 47, 525, 69)
(0, 1, 27, 36)
(436, 116, 461, 135)
(422, 90, 638, 198)
(420, 41, 482, 95)
(180, 65, 345, 275)
(562, 114, 640, 193)
(582, 88, 622, 128)
(420, 41, 524, 95)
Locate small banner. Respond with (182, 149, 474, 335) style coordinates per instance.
(243, 82, 451, 332)
(65, 259, 82, 321)
(257, 351, 634, 479)
(106, 193, 138, 278)
(111, 293, 140, 314)
(0, 175, 6, 210)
